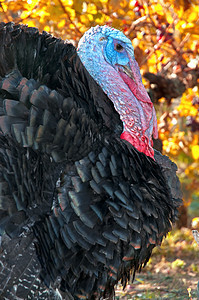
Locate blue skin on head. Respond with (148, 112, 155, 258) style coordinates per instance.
(78, 25, 134, 73)
(77, 25, 158, 158)
(105, 38, 130, 67)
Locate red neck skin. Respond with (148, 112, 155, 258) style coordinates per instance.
(120, 131, 154, 158)
(118, 61, 158, 160)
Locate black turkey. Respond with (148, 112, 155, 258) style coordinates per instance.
(0, 22, 182, 299)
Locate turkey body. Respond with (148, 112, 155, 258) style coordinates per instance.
(0, 22, 182, 299)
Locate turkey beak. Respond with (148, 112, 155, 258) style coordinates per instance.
(122, 65, 136, 83)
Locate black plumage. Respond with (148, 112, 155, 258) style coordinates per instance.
(0, 22, 182, 299)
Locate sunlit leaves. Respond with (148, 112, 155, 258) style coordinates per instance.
(62, 0, 73, 6)
(178, 89, 199, 117)
(57, 19, 66, 28)
(171, 258, 186, 269)
(192, 145, 199, 160)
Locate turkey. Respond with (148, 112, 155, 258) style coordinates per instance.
(0, 22, 182, 299)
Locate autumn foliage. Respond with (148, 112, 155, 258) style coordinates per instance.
(0, 0, 199, 217)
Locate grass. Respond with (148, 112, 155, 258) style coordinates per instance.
(115, 228, 199, 299)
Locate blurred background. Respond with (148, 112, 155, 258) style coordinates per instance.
(0, 0, 199, 298)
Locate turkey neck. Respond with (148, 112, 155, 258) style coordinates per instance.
(77, 32, 157, 159)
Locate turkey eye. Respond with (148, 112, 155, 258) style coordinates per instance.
(99, 37, 106, 41)
(115, 43, 124, 52)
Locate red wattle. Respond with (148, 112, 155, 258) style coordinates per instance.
(120, 131, 154, 159)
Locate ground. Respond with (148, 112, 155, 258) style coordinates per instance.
(115, 228, 199, 299)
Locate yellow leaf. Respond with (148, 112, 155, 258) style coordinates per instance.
(129, 0, 134, 9)
(61, 0, 73, 6)
(127, 10, 135, 18)
(44, 25, 50, 31)
(173, 5, 184, 18)
(26, 0, 39, 7)
(20, 11, 30, 19)
(193, 134, 199, 145)
(69, 23, 75, 29)
(136, 32, 143, 40)
(192, 145, 199, 160)
(87, 14, 94, 21)
(188, 11, 198, 22)
(152, 4, 164, 16)
(117, 9, 125, 15)
(87, 3, 97, 14)
(66, 7, 75, 18)
(187, 287, 191, 297)
(148, 53, 157, 65)
(192, 217, 199, 229)
(171, 258, 185, 269)
(58, 19, 65, 28)
(0, 2, 7, 12)
(80, 14, 90, 25)
(24, 20, 36, 27)
(166, 12, 174, 24)
(95, 14, 109, 25)
(120, 0, 129, 8)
